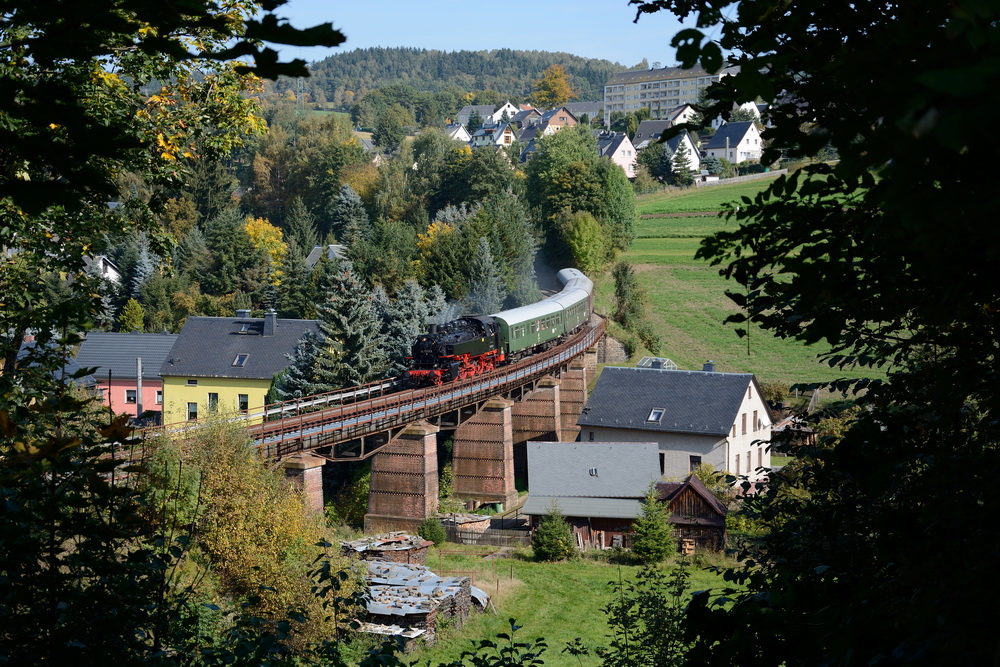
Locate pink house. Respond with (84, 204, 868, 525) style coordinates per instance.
(74, 331, 178, 424)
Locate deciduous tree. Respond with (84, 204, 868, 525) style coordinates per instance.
(533, 64, 576, 108)
(630, 0, 1000, 663)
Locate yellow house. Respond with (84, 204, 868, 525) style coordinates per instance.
(159, 310, 320, 425)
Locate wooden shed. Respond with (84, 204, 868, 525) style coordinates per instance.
(657, 475, 729, 551)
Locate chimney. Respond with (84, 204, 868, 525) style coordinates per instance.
(263, 309, 277, 337)
(702, 360, 716, 373)
(236, 309, 251, 318)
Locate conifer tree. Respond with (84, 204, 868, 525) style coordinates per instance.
(275, 329, 322, 399)
(631, 484, 676, 563)
(532, 503, 576, 561)
(466, 108, 483, 135)
(118, 298, 146, 332)
(129, 236, 156, 299)
(330, 184, 371, 245)
(382, 279, 432, 371)
(671, 141, 696, 187)
(283, 196, 319, 251)
(466, 237, 505, 315)
(274, 241, 317, 320)
(313, 263, 389, 391)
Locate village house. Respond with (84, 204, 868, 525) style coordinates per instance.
(595, 130, 637, 178)
(537, 107, 578, 133)
(469, 122, 516, 148)
(509, 108, 541, 129)
(444, 122, 471, 143)
(578, 363, 772, 482)
(455, 101, 518, 127)
(522, 441, 662, 549)
(74, 330, 178, 424)
(563, 101, 604, 123)
(632, 121, 701, 173)
(159, 309, 319, 424)
(703, 121, 763, 163)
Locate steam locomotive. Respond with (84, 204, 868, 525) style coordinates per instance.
(406, 268, 594, 385)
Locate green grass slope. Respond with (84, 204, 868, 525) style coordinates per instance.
(596, 178, 884, 387)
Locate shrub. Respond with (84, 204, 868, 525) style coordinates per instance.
(532, 504, 576, 561)
(418, 517, 447, 546)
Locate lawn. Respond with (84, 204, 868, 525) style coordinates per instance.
(408, 545, 730, 667)
(637, 176, 782, 215)
(593, 180, 886, 389)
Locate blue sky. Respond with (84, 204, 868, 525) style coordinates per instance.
(271, 0, 702, 70)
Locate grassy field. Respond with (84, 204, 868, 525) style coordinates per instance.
(593, 178, 884, 388)
(407, 546, 730, 667)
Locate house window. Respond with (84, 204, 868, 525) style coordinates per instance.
(156, 390, 163, 405)
(232, 353, 249, 367)
(660, 452, 666, 476)
(732, 424, 736, 437)
(689, 455, 702, 472)
(735, 454, 740, 475)
(125, 389, 137, 404)
(742, 413, 747, 435)
(748, 450, 752, 473)
(753, 410, 758, 432)
(208, 393, 219, 412)
(758, 448, 763, 468)
(187, 379, 198, 386)
(240, 323, 250, 333)
(588, 431, 594, 441)
(187, 402, 198, 421)
(238, 394, 249, 413)
(647, 408, 665, 422)
(748, 386, 752, 398)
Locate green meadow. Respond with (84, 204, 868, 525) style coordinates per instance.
(408, 546, 730, 667)
(593, 177, 884, 388)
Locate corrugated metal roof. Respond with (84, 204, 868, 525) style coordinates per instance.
(522, 495, 644, 519)
(526, 441, 660, 498)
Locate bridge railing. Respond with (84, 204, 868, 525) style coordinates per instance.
(136, 320, 604, 456)
(253, 320, 604, 459)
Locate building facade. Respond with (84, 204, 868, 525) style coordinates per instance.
(603, 65, 737, 121)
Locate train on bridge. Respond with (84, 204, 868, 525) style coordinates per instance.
(407, 268, 594, 386)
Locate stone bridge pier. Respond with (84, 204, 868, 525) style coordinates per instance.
(359, 358, 593, 526)
(364, 421, 439, 533)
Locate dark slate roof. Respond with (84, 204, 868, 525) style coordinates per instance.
(606, 64, 716, 85)
(578, 367, 755, 436)
(18, 342, 97, 387)
(510, 109, 541, 125)
(540, 107, 577, 124)
(563, 101, 604, 116)
(75, 331, 178, 381)
(705, 121, 756, 149)
(159, 316, 319, 380)
(633, 120, 673, 145)
(595, 131, 629, 158)
(458, 104, 496, 117)
(305, 244, 348, 268)
(517, 125, 542, 143)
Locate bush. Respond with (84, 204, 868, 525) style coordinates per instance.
(417, 517, 447, 546)
(532, 504, 576, 561)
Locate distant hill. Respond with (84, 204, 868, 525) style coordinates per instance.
(274, 47, 637, 108)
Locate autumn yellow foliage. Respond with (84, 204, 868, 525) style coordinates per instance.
(245, 216, 287, 283)
(151, 419, 361, 645)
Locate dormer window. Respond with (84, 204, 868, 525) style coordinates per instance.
(240, 323, 250, 333)
(647, 408, 665, 422)
(232, 353, 249, 367)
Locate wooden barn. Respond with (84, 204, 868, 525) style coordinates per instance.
(657, 475, 729, 551)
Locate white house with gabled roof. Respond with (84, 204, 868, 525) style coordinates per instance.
(577, 363, 772, 483)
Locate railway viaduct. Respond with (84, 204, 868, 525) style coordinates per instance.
(229, 320, 606, 532)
